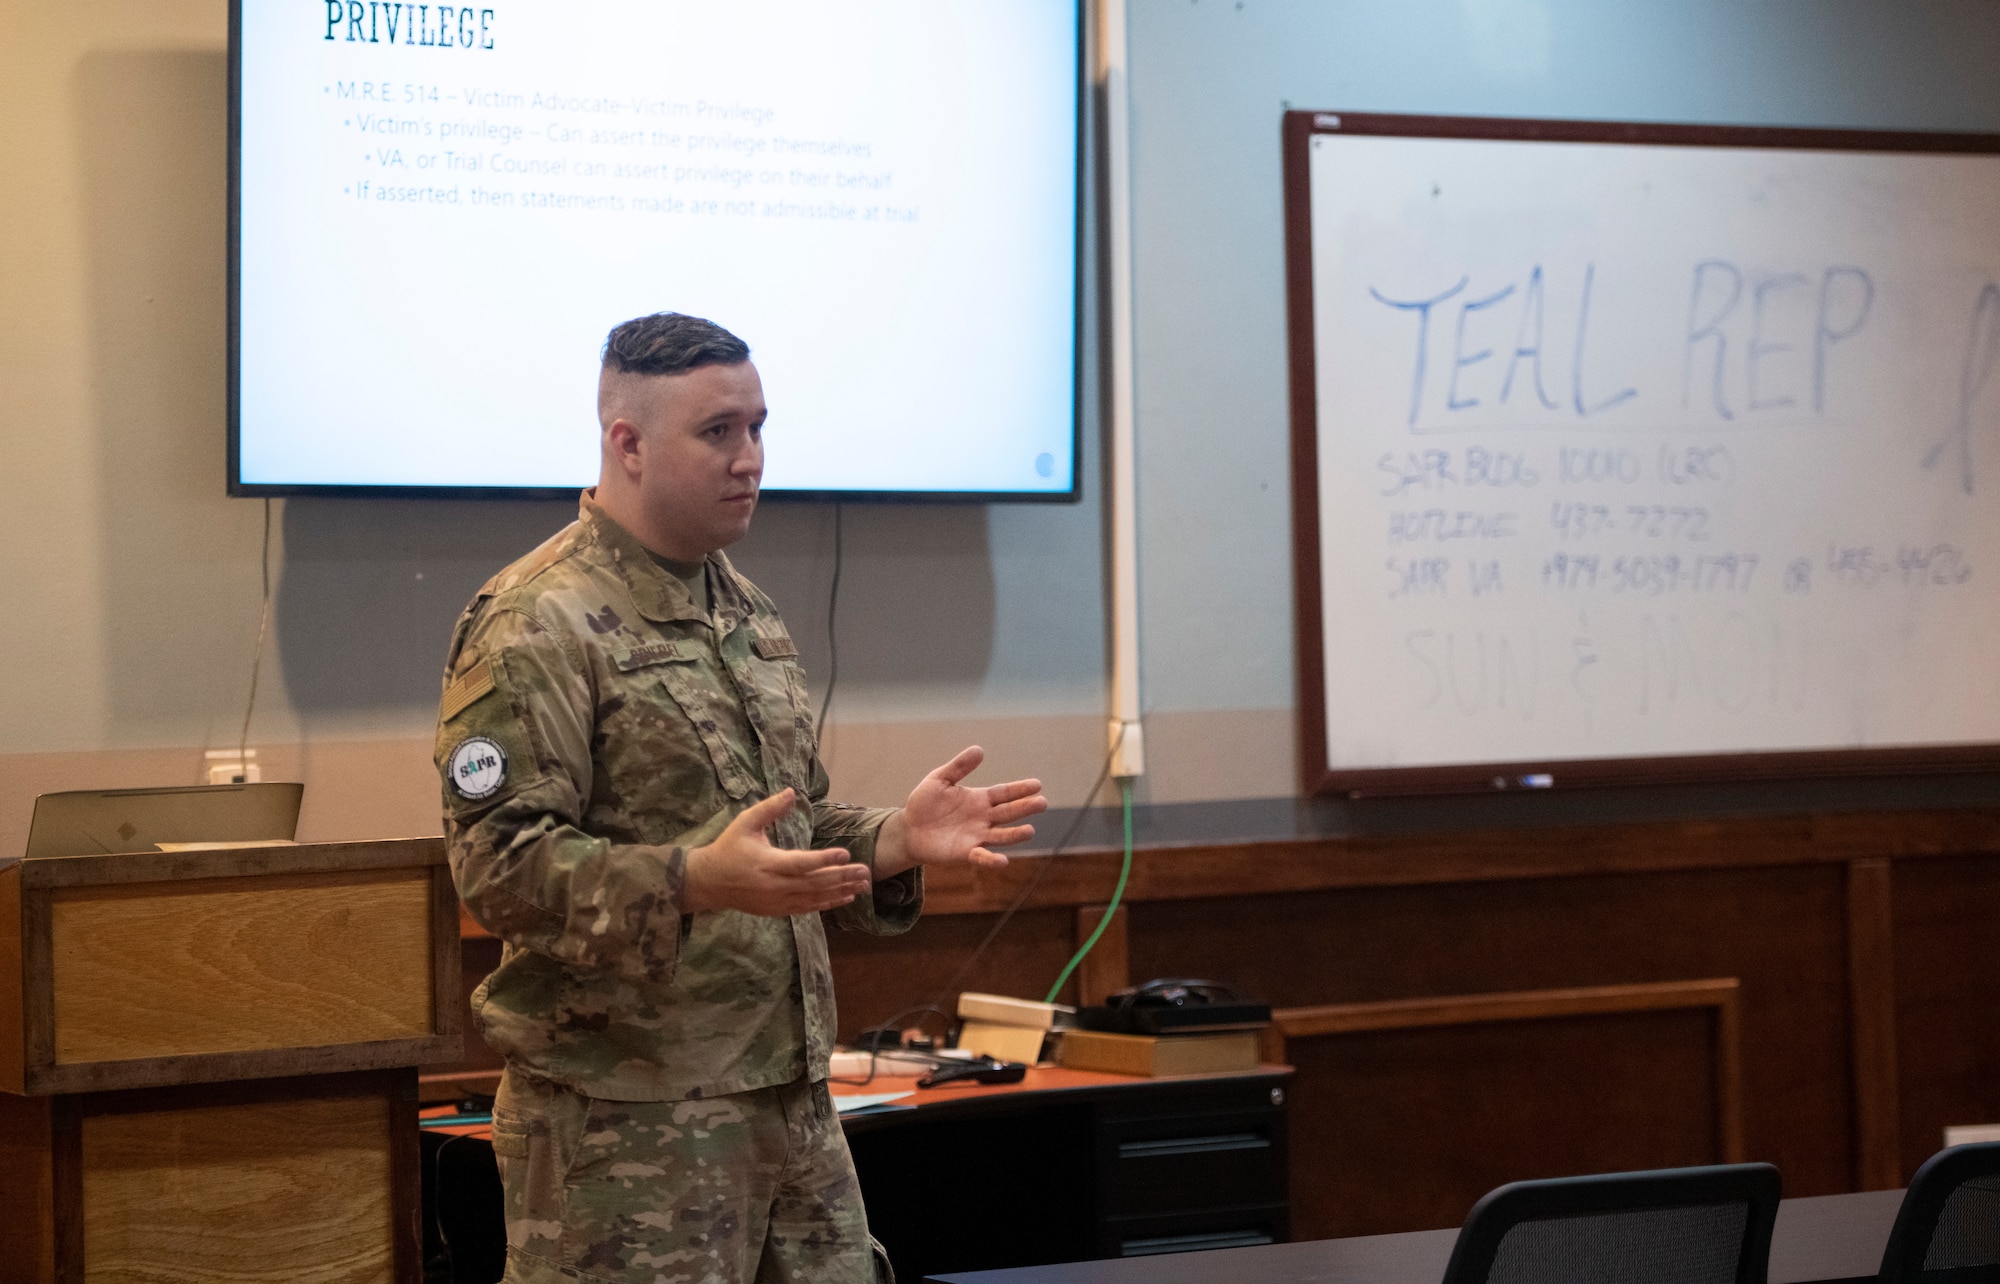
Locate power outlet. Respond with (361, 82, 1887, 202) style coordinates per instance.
(1109, 718, 1145, 779)
(205, 748, 262, 785)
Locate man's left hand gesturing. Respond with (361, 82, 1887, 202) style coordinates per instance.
(872, 745, 1048, 878)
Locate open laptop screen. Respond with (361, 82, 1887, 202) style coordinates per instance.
(23, 783, 304, 859)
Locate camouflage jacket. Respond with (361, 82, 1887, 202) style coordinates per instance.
(435, 493, 919, 1101)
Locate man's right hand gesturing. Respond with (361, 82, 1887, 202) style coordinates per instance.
(682, 788, 873, 917)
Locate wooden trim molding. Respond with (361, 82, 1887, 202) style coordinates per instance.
(457, 807, 2000, 932)
(11, 837, 445, 890)
(1261, 979, 1746, 1163)
(25, 1035, 463, 1098)
(909, 809, 2000, 918)
(19, 884, 53, 1098)
(1072, 904, 1129, 1006)
(1846, 859, 1902, 1190)
(429, 865, 465, 1057)
(4, 844, 461, 1097)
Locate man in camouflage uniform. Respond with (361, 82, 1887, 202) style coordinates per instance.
(435, 313, 1047, 1283)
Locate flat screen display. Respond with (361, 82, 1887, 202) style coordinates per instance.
(230, 0, 1081, 499)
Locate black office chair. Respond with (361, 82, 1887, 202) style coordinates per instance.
(1440, 1163, 1783, 1284)
(1879, 1142, 2000, 1284)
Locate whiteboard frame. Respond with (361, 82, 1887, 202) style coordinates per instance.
(1282, 109, 2000, 797)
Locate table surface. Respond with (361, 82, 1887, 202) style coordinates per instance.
(929, 1187, 1906, 1284)
(418, 1063, 1292, 1140)
(830, 1063, 1289, 1133)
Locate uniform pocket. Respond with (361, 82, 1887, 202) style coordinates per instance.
(490, 1074, 589, 1259)
(592, 640, 748, 822)
(490, 1111, 530, 1161)
(741, 651, 818, 795)
(656, 665, 761, 799)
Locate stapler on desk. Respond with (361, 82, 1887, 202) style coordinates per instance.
(916, 1056, 1027, 1088)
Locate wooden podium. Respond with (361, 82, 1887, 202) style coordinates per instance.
(0, 838, 461, 1283)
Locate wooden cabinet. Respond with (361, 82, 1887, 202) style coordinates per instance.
(825, 804, 2000, 1241)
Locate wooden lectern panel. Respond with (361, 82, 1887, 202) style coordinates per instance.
(0, 1084, 55, 1281)
(0, 1068, 419, 1284)
(52, 868, 433, 1064)
(0, 843, 441, 1281)
(1, 839, 460, 1095)
(80, 1092, 395, 1282)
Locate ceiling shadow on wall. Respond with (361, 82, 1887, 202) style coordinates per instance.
(276, 494, 998, 718)
(75, 48, 252, 740)
(71, 48, 991, 730)
(730, 500, 998, 691)
(67, 48, 1019, 752)
(69, 46, 574, 724)
(275, 498, 575, 712)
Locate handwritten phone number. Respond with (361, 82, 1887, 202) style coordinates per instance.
(1542, 552, 1759, 594)
(1549, 503, 1711, 542)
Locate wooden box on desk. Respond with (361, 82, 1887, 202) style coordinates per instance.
(0, 838, 461, 1284)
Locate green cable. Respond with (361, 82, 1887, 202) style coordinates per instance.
(1044, 777, 1134, 1004)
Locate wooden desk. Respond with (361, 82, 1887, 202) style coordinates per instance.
(820, 798, 2000, 1235)
(925, 1187, 1906, 1284)
(838, 1063, 1284, 1133)
(419, 1064, 1293, 1284)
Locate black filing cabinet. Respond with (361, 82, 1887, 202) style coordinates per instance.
(1089, 1073, 1290, 1259)
(845, 1067, 1292, 1283)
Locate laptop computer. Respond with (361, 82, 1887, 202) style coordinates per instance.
(22, 783, 304, 859)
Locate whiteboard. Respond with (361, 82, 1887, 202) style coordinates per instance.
(1283, 113, 2000, 793)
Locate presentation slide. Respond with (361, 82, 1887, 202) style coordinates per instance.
(234, 0, 1079, 496)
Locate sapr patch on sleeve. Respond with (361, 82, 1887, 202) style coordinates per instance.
(752, 635, 799, 660)
(440, 658, 496, 723)
(446, 736, 509, 800)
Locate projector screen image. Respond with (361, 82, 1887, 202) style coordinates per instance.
(230, 0, 1081, 498)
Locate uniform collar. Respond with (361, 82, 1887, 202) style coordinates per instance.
(579, 491, 756, 630)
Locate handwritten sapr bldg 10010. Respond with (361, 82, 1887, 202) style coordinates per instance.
(324, 2, 497, 50)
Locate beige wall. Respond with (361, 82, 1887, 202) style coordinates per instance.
(0, 707, 1292, 858)
(17, 4, 1992, 858)
(0, 0, 1298, 859)
(2, 3, 303, 848)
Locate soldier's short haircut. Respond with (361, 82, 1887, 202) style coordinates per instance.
(601, 313, 750, 377)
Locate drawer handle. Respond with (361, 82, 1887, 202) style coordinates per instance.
(1120, 1229, 1276, 1257)
(1117, 1132, 1269, 1159)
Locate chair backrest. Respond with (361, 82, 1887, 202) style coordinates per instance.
(1879, 1142, 2000, 1284)
(1440, 1164, 1783, 1284)
(432, 1133, 507, 1284)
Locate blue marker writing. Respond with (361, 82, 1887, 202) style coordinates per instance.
(1371, 277, 1469, 425)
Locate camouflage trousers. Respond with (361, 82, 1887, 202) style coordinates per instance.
(490, 1067, 876, 1284)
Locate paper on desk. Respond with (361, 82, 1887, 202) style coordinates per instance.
(831, 1092, 914, 1116)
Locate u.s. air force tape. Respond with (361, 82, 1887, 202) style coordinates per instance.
(448, 736, 508, 800)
